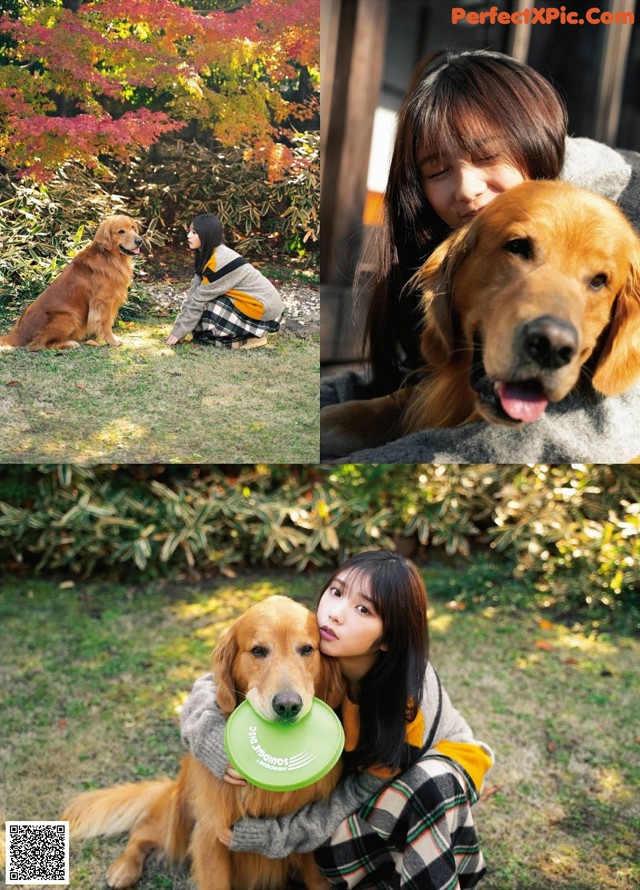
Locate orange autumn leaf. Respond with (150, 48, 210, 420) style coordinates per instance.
(445, 600, 467, 612)
(538, 619, 554, 630)
(534, 639, 554, 651)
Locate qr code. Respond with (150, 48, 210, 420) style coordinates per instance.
(5, 821, 69, 885)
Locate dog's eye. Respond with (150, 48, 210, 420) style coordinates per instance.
(118, 229, 126, 234)
(250, 646, 269, 658)
(299, 645, 314, 657)
(504, 237, 533, 259)
(590, 273, 608, 290)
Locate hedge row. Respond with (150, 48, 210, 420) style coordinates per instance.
(1, 464, 638, 628)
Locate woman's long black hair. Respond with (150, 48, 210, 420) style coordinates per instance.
(360, 49, 569, 392)
(320, 549, 429, 774)
(190, 213, 224, 277)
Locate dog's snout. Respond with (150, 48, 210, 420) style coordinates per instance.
(134, 236, 142, 245)
(272, 691, 303, 720)
(523, 315, 578, 369)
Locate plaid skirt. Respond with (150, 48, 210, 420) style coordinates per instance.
(314, 756, 486, 890)
(193, 296, 281, 344)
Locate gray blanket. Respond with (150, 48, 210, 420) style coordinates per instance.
(321, 137, 640, 464)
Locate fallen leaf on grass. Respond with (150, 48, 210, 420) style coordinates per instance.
(6, 380, 19, 386)
(445, 600, 467, 611)
(59, 580, 75, 589)
(76, 384, 86, 389)
(85, 339, 100, 346)
(534, 639, 554, 651)
(481, 784, 501, 800)
(538, 619, 554, 630)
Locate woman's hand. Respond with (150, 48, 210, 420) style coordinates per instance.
(166, 334, 181, 345)
(217, 827, 233, 847)
(223, 766, 247, 786)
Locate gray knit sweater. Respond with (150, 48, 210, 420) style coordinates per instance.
(170, 244, 283, 340)
(180, 668, 493, 859)
(321, 137, 640, 463)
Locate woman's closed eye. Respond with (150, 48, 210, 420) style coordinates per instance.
(424, 166, 449, 181)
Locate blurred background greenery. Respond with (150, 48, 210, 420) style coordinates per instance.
(1, 463, 638, 634)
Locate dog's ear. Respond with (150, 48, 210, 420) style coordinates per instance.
(93, 219, 114, 250)
(410, 223, 475, 366)
(592, 251, 640, 396)
(316, 655, 345, 709)
(211, 627, 239, 716)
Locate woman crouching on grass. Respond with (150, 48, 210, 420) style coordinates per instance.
(166, 213, 283, 349)
(181, 550, 494, 889)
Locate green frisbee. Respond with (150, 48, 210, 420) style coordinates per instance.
(224, 698, 345, 791)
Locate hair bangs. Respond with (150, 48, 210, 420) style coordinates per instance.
(415, 83, 528, 177)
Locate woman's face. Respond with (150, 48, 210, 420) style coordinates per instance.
(421, 155, 526, 229)
(316, 570, 386, 659)
(187, 225, 202, 250)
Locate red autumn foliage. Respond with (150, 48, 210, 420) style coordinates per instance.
(0, 0, 319, 180)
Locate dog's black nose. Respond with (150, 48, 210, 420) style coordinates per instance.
(135, 236, 142, 245)
(523, 315, 578, 369)
(272, 692, 303, 720)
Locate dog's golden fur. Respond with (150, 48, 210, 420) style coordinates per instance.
(321, 180, 640, 456)
(0, 215, 141, 351)
(62, 597, 344, 890)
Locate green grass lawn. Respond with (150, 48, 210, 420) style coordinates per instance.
(2, 567, 638, 890)
(0, 320, 319, 463)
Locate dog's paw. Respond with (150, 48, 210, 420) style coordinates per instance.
(106, 855, 143, 888)
(107, 336, 124, 347)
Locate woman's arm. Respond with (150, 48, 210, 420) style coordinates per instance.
(226, 770, 386, 858)
(168, 282, 214, 340)
(423, 664, 494, 792)
(179, 673, 229, 780)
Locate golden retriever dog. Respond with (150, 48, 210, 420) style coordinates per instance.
(321, 180, 640, 456)
(62, 596, 344, 890)
(0, 215, 141, 351)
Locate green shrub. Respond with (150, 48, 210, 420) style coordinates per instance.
(114, 132, 319, 263)
(0, 131, 318, 320)
(0, 464, 638, 632)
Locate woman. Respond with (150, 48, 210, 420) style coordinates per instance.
(181, 550, 494, 888)
(166, 213, 283, 348)
(320, 49, 640, 462)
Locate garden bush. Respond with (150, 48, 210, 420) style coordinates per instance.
(0, 464, 638, 631)
(0, 131, 318, 321)
(113, 132, 319, 261)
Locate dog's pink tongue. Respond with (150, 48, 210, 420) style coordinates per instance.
(497, 382, 548, 423)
